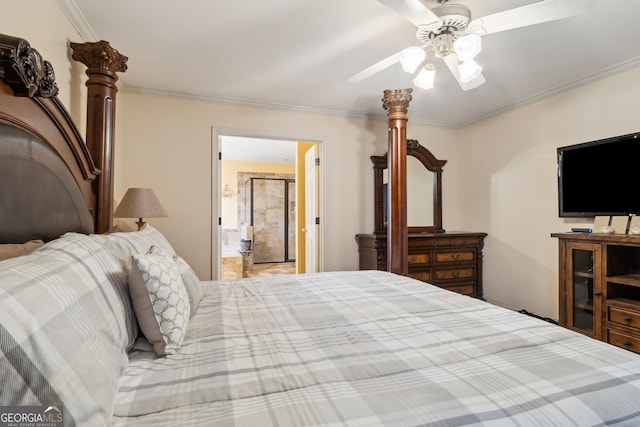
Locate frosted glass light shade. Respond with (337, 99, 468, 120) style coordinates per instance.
(413, 64, 436, 90)
(453, 34, 481, 62)
(458, 59, 482, 83)
(400, 46, 426, 73)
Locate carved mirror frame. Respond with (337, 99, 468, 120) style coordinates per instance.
(372, 140, 447, 234)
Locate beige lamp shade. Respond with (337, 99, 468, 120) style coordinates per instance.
(114, 188, 168, 230)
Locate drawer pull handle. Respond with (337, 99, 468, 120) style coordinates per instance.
(431, 242, 437, 246)
(624, 316, 632, 322)
(452, 271, 459, 278)
(451, 253, 460, 261)
(462, 240, 468, 245)
(594, 292, 602, 296)
(623, 340, 632, 347)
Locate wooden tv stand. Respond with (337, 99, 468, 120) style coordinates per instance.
(552, 232, 640, 354)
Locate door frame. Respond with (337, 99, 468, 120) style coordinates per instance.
(211, 126, 325, 280)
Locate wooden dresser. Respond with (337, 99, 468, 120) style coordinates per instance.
(552, 232, 640, 354)
(356, 231, 487, 298)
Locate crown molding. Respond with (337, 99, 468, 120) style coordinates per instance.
(459, 56, 640, 127)
(56, 0, 97, 41)
(57, 0, 640, 130)
(121, 85, 450, 128)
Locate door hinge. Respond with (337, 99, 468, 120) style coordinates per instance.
(315, 157, 320, 166)
(315, 217, 320, 225)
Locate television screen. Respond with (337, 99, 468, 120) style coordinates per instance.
(558, 132, 640, 217)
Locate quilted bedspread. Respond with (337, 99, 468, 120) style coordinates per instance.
(110, 270, 640, 426)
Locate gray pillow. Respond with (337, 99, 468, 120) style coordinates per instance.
(129, 250, 190, 356)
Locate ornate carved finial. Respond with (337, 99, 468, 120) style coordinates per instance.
(0, 34, 58, 98)
(70, 40, 128, 74)
(382, 88, 412, 118)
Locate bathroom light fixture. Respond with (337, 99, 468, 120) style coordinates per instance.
(114, 188, 168, 230)
(222, 183, 235, 198)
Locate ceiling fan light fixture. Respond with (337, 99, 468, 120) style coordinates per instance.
(413, 63, 436, 90)
(400, 46, 426, 73)
(453, 34, 481, 62)
(433, 33, 455, 58)
(458, 59, 483, 83)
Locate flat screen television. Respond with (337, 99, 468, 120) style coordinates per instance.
(557, 131, 640, 217)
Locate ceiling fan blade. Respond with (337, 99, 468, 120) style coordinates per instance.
(347, 50, 404, 83)
(470, 0, 595, 35)
(376, 0, 441, 28)
(443, 54, 486, 91)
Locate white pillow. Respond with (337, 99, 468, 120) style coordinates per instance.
(91, 224, 176, 272)
(129, 251, 190, 356)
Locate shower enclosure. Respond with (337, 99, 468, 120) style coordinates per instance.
(241, 176, 295, 264)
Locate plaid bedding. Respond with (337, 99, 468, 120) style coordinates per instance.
(111, 270, 640, 426)
(0, 233, 137, 427)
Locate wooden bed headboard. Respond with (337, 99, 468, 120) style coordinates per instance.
(0, 34, 126, 243)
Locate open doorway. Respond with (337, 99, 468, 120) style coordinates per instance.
(216, 134, 321, 280)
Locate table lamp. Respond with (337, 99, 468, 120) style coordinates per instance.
(114, 188, 168, 230)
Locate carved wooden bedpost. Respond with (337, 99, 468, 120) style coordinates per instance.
(382, 88, 412, 275)
(70, 41, 127, 233)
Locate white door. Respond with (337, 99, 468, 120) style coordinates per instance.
(305, 145, 318, 273)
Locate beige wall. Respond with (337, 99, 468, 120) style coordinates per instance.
(10, 1, 640, 320)
(458, 66, 640, 318)
(116, 91, 459, 280)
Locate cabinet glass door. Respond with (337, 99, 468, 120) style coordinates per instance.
(571, 248, 595, 333)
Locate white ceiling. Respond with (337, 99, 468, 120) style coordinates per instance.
(63, 0, 640, 128)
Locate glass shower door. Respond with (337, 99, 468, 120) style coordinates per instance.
(251, 178, 295, 264)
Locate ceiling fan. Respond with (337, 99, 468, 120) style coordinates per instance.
(348, 0, 595, 90)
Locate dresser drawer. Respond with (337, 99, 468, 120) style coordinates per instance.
(407, 253, 430, 265)
(607, 329, 640, 354)
(607, 302, 640, 330)
(408, 270, 431, 282)
(434, 251, 474, 264)
(435, 268, 474, 281)
(609, 308, 640, 329)
(449, 237, 480, 246)
(442, 283, 475, 296)
(416, 238, 450, 247)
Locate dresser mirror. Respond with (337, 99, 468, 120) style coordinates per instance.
(372, 140, 447, 234)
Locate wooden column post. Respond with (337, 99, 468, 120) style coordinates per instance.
(70, 40, 127, 233)
(382, 88, 412, 275)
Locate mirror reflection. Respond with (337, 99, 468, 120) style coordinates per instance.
(372, 140, 446, 234)
(407, 156, 433, 227)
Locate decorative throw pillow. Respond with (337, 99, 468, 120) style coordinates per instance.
(146, 245, 202, 316)
(129, 251, 190, 356)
